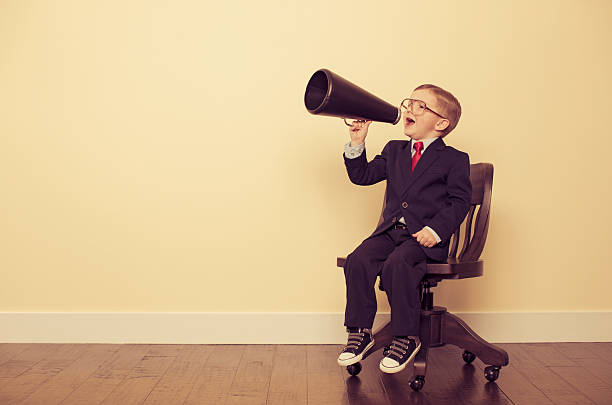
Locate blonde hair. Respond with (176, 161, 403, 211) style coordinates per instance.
(414, 84, 461, 137)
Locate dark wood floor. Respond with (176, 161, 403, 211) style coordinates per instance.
(0, 342, 611, 404)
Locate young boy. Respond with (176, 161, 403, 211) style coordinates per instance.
(337, 84, 472, 374)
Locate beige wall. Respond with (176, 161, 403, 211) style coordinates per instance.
(1, 0, 610, 313)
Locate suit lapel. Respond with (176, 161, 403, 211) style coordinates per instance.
(391, 141, 412, 198)
(397, 136, 446, 198)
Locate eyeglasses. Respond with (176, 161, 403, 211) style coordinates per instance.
(400, 98, 446, 119)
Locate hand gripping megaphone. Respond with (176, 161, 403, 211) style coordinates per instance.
(304, 68, 401, 126)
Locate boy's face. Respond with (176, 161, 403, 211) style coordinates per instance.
(402, 89, 449, 141)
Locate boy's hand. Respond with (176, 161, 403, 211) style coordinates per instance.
(348, 120, 372, 147)
(412, 228, 438, 248)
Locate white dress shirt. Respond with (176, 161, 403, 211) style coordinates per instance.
(343, 138, 442, 244)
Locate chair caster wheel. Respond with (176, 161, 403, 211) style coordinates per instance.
(409, 375, 425, 391)
(484, 365, 501, 382)
(462, 350, 476, 364)
(346, 362, 362, 376)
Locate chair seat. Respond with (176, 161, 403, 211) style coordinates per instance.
(336, 257, 483, 279)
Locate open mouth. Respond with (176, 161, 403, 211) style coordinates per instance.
(405, 118, 415, 127)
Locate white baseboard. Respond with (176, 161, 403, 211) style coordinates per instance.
(0, 311, 611, 343)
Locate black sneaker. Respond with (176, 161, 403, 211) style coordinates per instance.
(379, 336, 421, 373)
(337, 327, 375, 366)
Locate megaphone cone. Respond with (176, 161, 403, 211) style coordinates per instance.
(304, 69, 401, 125)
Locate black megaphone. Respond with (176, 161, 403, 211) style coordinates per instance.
(304, 68, 401, 126)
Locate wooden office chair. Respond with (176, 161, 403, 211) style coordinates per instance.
(336, 162, 508, 391)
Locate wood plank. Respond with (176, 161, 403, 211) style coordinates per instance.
(552, 343, 602, 360)
(60, 344, 153, 405)
(183, 344, 245, 405)
(521, 343, 578, 367)
(266, 345, 307, 405)
(582, 343, 612, 364)
(0, 343, 58, 378)
(549, 364, 612, 405)
(502, 343, 596, 405)
(98, 345, 182, 405)
(572, 356, 612, 387)
(306, 345, 349, 405)
(0, 344, 31, 367)
(18, 344, 120, 405)
(475, 344, 555, 405)
(225, 344, 275, 405)
(0, 344, 89, 405)
(143, 345, 183, 357)
(141, 345, 213, 405)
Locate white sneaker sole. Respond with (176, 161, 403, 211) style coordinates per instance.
(379, 342, 421, 374)
(337, 338, 375, 367)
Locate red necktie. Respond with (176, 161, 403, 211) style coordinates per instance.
(411, 141, 423, 171)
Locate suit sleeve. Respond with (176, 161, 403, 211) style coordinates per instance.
(343, 141, 391, 186)
(425, 152, 472, 243)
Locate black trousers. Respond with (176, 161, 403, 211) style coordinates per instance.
(343, 226, 428, 336)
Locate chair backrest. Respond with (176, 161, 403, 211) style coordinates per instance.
(377, 162, 493, 262)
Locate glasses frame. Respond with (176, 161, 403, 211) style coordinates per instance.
(400, 98, 447, 120)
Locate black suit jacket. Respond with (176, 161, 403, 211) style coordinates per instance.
(343, 137, 472, 262)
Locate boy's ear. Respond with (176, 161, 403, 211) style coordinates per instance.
(435, 119, 450, 131)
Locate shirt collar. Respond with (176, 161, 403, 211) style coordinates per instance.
(411, 136, 439, 154)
